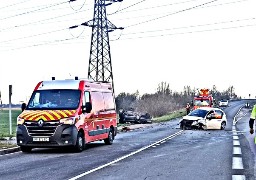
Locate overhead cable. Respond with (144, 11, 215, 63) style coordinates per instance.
(0, 0, 71, 21)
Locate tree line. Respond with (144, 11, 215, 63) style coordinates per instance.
(115, 82, 239, 118)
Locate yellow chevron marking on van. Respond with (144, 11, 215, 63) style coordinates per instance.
(50, 110, 62, 119)
(36, 115, 47, 121)
(63, 110, 74, 116)
(56, 110, 68, 117)
(23, 111, 38, 119)
(44, 112, 54, 120)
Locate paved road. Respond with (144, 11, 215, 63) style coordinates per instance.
(0, 100, 254, 180)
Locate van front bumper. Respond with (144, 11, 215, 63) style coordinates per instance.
(16, 124, 78, 148)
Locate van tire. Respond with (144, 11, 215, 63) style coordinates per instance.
(74, 131, 84, 152)
(20, 146, 32, 153)
(104, 129, 114, 145)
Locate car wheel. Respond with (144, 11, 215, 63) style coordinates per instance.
(221, 122, 226, 130)
(104, 129, 114, 145)
(20, 146, 32, 153)
(180, 122, 186, 130)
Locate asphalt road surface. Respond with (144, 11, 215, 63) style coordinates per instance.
(0, 100, 255, 180)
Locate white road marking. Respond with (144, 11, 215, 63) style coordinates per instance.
(233, 140, 240, 146)
(233, 147, 242, 155)
(232, 157, 244, 169)
(69, 130, 183, 180)
(232, 175, 246, 180)
(231, 106, 245, 179)
(233, 136, 239, 140)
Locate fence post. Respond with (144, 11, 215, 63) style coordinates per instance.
(9, 85, 12, 135)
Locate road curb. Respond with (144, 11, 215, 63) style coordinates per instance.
(0, 146, 20, 155)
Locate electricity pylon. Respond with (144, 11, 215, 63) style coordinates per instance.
(85, 0, 123, 90)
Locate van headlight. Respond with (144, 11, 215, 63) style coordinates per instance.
(60, 117, 77, 125)
(17, 117, 25, 125)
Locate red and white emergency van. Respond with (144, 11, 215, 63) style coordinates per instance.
(16, 77, 117, 152)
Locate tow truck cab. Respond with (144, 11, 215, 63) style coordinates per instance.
(16, 77, 117, 152)
(193, 88, 214, 110)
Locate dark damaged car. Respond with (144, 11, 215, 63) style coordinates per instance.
(118, 109, 152, 124)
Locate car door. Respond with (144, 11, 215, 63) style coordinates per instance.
(206, 110, 223, 129)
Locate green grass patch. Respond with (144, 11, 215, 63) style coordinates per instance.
(153, 108, 186, 122)
(0, 109, 21, 137)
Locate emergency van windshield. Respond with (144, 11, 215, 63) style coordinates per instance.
(27, 89, 81, 110)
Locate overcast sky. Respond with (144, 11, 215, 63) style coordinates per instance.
(0, 0, 256, 104)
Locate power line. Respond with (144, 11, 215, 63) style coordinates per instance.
(121, 17, 256, 36)
(109, 0, 198, 15)
(0, 27, 68, 44)
(0, 9, 87, 33)
(0, 0, 254, 49)
(0, 1, 89, 13)
(69, 0, 87, 11)
(0, 0, 33, 10)
(0, 0, 71, 21)
(117, 23, 256, 40)
(0, 0, 245, 34)
(110, 0, 249, 22)
(0, 37, 78, 52)
(2, 19, 256, 51)
(108, 0, 249, 16)
(126, 0, 219, 28)
(107, 0, 148, 15)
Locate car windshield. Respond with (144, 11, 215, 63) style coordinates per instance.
(188, 109, 209, 118)
(27, 89, 81, 110)
(194, 99, 210, 106)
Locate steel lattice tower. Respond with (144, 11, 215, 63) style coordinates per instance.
(87, 0, 122, 84)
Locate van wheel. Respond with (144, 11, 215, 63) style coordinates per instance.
(74, 131, 84, 152)
(20, 146, 32, 153)
(104, 129, 114, 145)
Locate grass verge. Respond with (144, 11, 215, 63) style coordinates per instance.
(152, 108, 186, 122)
(0, 109, 21, 137)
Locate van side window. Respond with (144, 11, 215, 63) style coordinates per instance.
(90, 91, 104, 112)
(103, 92, 115, 110)
(83, 91, 90, 105)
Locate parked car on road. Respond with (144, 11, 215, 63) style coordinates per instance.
(218, 99, 229, 107)
(179, 107, 227, 130)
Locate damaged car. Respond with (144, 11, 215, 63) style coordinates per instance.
(118, 109, 152, 124)
(179, 107, 227, 130)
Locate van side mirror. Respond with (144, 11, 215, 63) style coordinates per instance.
(82, 102, 92, 113)
(21, 103, 27, 112)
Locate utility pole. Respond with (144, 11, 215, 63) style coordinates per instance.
(85, 0, 123, 92)
(0, 90, 2, 111)
(9, 85, 12, 135)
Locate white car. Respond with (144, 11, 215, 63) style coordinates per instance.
(219, 100, 229, 107)
(179, 107, 227, 130)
